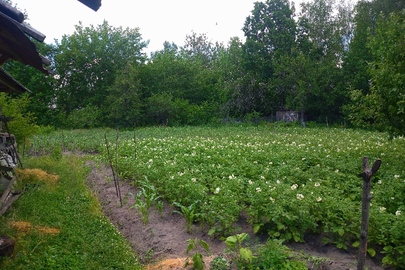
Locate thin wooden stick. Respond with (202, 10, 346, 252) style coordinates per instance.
(104, 133, 121, 206)
(133, 122, 137, 160)
(115, 132, 122, 206)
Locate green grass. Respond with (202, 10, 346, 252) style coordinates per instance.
(0, 155, 142, 270)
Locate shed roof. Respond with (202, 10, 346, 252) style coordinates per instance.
(0, 67, 30, 94)
(0, 0, 101, 94)
(78, 0, 102, 11)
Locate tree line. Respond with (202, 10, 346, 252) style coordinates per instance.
(4, 0, 405, 136)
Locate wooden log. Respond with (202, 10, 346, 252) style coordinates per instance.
(0, 176, 22, 215)
(0, 176, 16, 205)
(0, 236, 15, 257)
(0, 1, 24, 23)
(0, 192, 22, 215)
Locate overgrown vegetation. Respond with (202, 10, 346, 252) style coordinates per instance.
(0, 93, 38, 145)
(4, 0, 405, 136)
(28, 125, 405, 268)
(2, 0, 405, 267)
(0, 155, 142, 269)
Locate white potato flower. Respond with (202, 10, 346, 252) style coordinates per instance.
(291, 184, 298, 190)
(296, 194, 304, 200)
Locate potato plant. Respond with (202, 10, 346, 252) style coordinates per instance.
(30, 125, 405, 267)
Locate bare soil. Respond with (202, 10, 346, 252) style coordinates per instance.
(86, 160, 386, 270)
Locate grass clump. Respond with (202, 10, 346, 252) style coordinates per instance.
(0, 154, 141, 269)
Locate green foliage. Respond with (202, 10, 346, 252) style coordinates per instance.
(250, 239, 307, 270)
(343, 1, 405, 135)
(65, 105, 101, 129)
(173, 201, 200, 234)
(32, 124, 405, 268)
(367, 10, 405, 136)
(342, 89, 386, 131)
(106, 63, 143, 128)
(224, 233, 256, 268)
(50, 145, 63, 161)
(369, 207, 405, 268)
(243, 0, 297, 69)
(296, 0, 349, 122)
(241, 0, 297, 116)
(225, 233, 249, 250)
(10, 0, 403, 131)
(30, 109, 405, 268)
(185, 238, 210, 270)
(209, 256, 230, 270)
(145, 93, 174, 125)
(3, 41, 58, 127)
(54, 21, 147, 126)
(0, 93, 38, 144)
(223, 234, 307, 269)
(0, 155, 141, 269)
(129, 177, 162, 224)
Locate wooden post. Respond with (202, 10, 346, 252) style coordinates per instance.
(357, 157, 381, 270)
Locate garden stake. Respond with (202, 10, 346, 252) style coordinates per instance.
(104, 133, 122, 206)
(115, 132, 122, 206)
(133, 121, 137, 160)
(357, 157, 381, 270)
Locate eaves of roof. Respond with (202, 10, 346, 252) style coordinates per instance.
(78, 0, 102, 11)
(0, 67, 30, 94)
(0, 0, 101, 94)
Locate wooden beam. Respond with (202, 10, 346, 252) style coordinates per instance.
(0, 1, 24, 23)
(77, 0, 102, 11)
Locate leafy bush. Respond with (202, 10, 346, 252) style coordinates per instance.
(250, 240, 307, 270)
(65, 105, 101, 129)
(210, 256, 230, 270)
(0, 93, 38, 145)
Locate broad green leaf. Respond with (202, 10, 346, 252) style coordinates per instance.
(193, 253, 204, 270)
(200, 240, 210, 251)
(367, 247, 376, 257)
(240, 248, 254, 263)
(208, 228, 216, 236)
(253, 224, 262, 234)
(186, 243, 194, 254)
(225, 236, 237, 248)
(237, 233, 248, 243)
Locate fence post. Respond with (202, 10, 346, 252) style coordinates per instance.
(357, 157, 381, 270)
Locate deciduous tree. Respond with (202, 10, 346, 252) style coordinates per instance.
(54, 21, 147, 126)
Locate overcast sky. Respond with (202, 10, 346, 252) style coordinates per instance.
(12, 0, 308, 54)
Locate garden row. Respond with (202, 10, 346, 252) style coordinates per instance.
(30, 125, 405, 267)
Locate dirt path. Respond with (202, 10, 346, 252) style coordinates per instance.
(85, 160, 386, 270)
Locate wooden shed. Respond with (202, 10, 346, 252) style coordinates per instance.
(276, 110, 301, 122)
